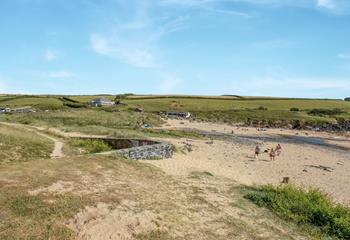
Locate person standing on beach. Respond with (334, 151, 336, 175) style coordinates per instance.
(254, 145, 261, 159)
(276, 144, 282, 156)
(269, 148, 276, 161)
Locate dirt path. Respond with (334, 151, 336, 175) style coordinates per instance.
(0, 122, 65, 158)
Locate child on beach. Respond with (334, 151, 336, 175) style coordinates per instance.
(254, 145, 261, 159)
(269, 148, 276, 161)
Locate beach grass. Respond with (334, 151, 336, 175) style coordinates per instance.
(244, 184, 350, 239)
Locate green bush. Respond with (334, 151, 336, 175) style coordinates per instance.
(308, 108, 344, 116)
(257, 106, 268, 111)
(290, 107, 300, 112)
(63, 102, 88, 108)
(244, 185, 350, 239)
(70, 139, 112, 153)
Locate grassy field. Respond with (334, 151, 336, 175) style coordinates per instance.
(0, 125, 53, 163)
(123, 97, 350, 125)
(1, 95, 349, 126)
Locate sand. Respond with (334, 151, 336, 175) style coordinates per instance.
(147, 119, 350, 205)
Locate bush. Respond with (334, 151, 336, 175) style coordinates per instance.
(70, 139, 112, 153)
(244, 185, 350, 239)
(257, 106, 268, 111)
(308, 108, 343, 116)
(290, 107, 300, 112)
(63, 102, 88, 108)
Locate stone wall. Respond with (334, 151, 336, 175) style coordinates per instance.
(114, 142, 173, 160)
(75, 137, 173, 160)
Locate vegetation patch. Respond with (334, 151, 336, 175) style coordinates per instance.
(244, 184, 350, 239)
(0, 125, 53, 163)
(190, 171, 214, 179)
(308, 108, 344, 116)
(135, 230, 173, 240)
(142, 129, 206, 139)
(69, 139, 112, 154)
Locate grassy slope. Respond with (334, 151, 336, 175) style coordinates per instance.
(0, 125, 53, 163)
(0, 155, 312, 240)
(0, 109, 163, 135)
(0, 96, 65, 110)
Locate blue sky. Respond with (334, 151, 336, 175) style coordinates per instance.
(1, 0, 350, 98)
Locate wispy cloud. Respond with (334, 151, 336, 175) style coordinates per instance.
(337, 53, 350, 60)
(163, 0, 350, 15)
(42, 71, 77, 79)
(45, 49, 57, 62)
(91, 34, 156, 68)
(317, 0, 335, 9)
(252, 39, 294, 49)
(89, 1, 192, 68)
(160, 0, 251, 17)
(159, 74, 183, 93)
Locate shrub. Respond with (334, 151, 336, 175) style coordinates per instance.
(290, 107, 300, 112)
(63, 102, 88, 108)
(308, 108, 343, 116)
(244, 185, 350, 239)
(257, 106, 268, 111)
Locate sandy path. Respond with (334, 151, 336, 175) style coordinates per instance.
(147, 119, 350, 205)
(0, 122, 65, 158)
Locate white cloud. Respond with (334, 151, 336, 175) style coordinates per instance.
(337, 53, 350, 60)
(45, 49, 57, 62)
(42, 71, 76, 79)
(317, 0, 335, 9)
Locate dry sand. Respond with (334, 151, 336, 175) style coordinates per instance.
(147, 119, 350, 205)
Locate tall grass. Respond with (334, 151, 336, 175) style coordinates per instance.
(0, 125, 53, 163)
(244, 185, 350, 239)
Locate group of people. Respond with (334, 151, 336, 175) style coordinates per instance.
(254, 144, 282, 161)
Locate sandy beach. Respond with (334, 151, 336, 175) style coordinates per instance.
(146, 119, 350, 205)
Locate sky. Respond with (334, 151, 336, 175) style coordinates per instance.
(1, 0, 350, 98)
